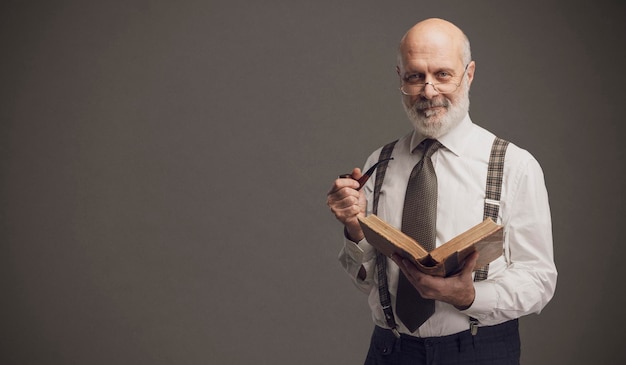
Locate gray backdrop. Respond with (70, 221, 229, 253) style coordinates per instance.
(2, 1, 624, 364)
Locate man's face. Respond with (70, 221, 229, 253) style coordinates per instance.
(397, 39, 474, 138)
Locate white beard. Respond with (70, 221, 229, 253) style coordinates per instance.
(403, 82, 470, 139)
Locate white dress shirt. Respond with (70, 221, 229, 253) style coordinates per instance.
(338, 114, 557, 337)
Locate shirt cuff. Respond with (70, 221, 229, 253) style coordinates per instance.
(462, 280, 498, 322)
(342, 236, 377, 263)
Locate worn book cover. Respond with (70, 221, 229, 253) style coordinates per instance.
(358, 214, 504, 277)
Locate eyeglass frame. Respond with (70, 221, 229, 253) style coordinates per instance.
(399, 63, 470, 96)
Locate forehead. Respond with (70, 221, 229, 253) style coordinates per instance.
(399, 30, 464, 72)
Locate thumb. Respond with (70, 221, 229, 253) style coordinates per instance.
(351, 167, 363, 180)
(462, 251, 479, 276)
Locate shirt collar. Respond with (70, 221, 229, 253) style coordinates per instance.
(409, 113, 473, 156)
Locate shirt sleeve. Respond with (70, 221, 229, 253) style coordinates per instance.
(336, 152, 381, 294)
(463, 154, 558, 325)
(337, 237, 378, 294)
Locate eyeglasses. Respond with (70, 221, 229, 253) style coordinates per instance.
(399, 64, 469, 96)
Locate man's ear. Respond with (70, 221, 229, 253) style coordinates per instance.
(466, 61, 476, 86)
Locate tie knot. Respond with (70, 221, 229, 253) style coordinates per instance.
(423, 139, 442, 159)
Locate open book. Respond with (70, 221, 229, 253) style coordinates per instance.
(358, 214, 504, 277)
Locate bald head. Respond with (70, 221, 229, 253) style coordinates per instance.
(396, 18, 475, 138)
(398, 18, 471, 69)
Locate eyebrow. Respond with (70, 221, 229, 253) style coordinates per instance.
(402, 66, 457, 77)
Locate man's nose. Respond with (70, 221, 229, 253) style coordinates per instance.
(422, 82, 440, 99)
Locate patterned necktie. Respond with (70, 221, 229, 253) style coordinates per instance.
(396, 139, 442, 332)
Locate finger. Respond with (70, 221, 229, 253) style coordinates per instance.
(327, 174, 361, 195)
(327, 189, 365, 225)
(330, 203, 361, 221)
(393, 256, 432, 298)
(461, 251, 479, 276)
(391, 254, 405, 268)
(327, 188, 360, 209)
(390, 254, 409, 275)
(392, 255, 418, 279)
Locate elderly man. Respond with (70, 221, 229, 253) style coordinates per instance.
(327, 18, 556, 364)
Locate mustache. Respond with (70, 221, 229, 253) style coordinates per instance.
(413, 98, 450, 111)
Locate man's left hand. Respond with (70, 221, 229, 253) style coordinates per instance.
(391, 251, 479, 310)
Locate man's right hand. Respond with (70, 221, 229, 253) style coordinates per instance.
(326, 167, 367, 242)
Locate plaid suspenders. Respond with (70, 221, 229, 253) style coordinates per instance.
(371, 140, 399, 335)
(469, 137, 509, 334)
(371, 136, 509, 336)
(475, 137, 509, 280)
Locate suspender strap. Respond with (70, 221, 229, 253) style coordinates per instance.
(372, 141, 398, 216)
(474, 137, 509, 281)
(470, 136, 509, 335)
(372, 140, 398, 335)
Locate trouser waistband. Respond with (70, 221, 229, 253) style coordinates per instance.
(375, 319, 519, 345)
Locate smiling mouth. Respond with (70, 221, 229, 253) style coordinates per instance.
(422, 104, 445, 110)
(411, 98, 449, 116)
(420, 105, 445, 117)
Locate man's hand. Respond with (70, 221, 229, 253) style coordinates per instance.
(392, 251, 479, 309)
(326, 168, 367, 242)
